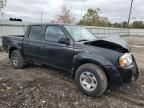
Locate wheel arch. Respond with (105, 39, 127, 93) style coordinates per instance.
(72, 59, 110, 83)
(9, 47, 18, 58)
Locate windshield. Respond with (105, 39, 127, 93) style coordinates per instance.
(64, 26, 97, 42)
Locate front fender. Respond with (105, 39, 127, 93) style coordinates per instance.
(72, 52, 113, 69)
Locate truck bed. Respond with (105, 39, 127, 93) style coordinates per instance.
(2, 35, 24, 52)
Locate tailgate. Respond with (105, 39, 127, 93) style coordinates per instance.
(2, 36, 9, 52)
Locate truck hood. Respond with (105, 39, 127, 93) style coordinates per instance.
(84, 36, 129, 53)
(101, 36, 128, 50)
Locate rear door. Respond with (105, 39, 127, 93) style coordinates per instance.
(23, 25, 44, 62)
(41, 25, 74, 70)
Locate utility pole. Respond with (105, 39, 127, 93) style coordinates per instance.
(127, 0, 134, 36)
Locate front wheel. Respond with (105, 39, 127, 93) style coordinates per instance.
(10, 50, 26, 69)
(75, 63, 108, 97)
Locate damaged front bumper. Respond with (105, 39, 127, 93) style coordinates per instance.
(104, 62, 139, 88)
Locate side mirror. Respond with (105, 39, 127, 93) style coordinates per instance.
(58, 37, 70, 45)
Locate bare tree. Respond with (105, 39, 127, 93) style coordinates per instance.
(55, 6, 75, 24)
(0, 0, 7, 15)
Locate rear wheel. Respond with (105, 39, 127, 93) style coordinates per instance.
(75, 63, 108, 97)
(10, 50, 26, 69)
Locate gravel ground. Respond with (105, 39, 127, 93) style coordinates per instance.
(0, 37, 144, 108)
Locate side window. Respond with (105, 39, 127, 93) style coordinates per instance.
(45, 26, 66, 42)
(29, 26, 42, 41)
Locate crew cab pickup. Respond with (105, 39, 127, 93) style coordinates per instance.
(2, 24, 139, 96)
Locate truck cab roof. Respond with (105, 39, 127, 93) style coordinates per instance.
(28, 23, 76, 27)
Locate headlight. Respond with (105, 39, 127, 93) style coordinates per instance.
(119, 53, 133, 67)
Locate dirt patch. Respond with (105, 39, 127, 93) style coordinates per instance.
(124, 36, 144, 46)
(0, 37, 144, 108)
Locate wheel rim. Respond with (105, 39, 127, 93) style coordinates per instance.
(80, 71, 97, 91)
(11, 53, 19, 66)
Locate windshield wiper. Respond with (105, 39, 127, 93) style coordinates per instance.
(77, 39, 89, 42)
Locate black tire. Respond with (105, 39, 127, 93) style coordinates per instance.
(10, 50, 26, 69)
(75, 63, 108, 97)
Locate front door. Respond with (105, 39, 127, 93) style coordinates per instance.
(41, 25, 74, 70)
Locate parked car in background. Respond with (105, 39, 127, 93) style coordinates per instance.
(2, 24, 139, 96)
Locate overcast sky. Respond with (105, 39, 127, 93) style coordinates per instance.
(1, 0, 144, 23)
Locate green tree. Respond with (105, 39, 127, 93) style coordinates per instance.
(112, 22, 128, 28)
(121, 22, 128, 28)
(77, 8, 111, 27)
(132, 21, 144, 28)
(112, 23, 121, 28)
(99, 17, 111, 27)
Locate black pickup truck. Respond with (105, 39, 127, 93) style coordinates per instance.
(2, 24, 139, 96)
